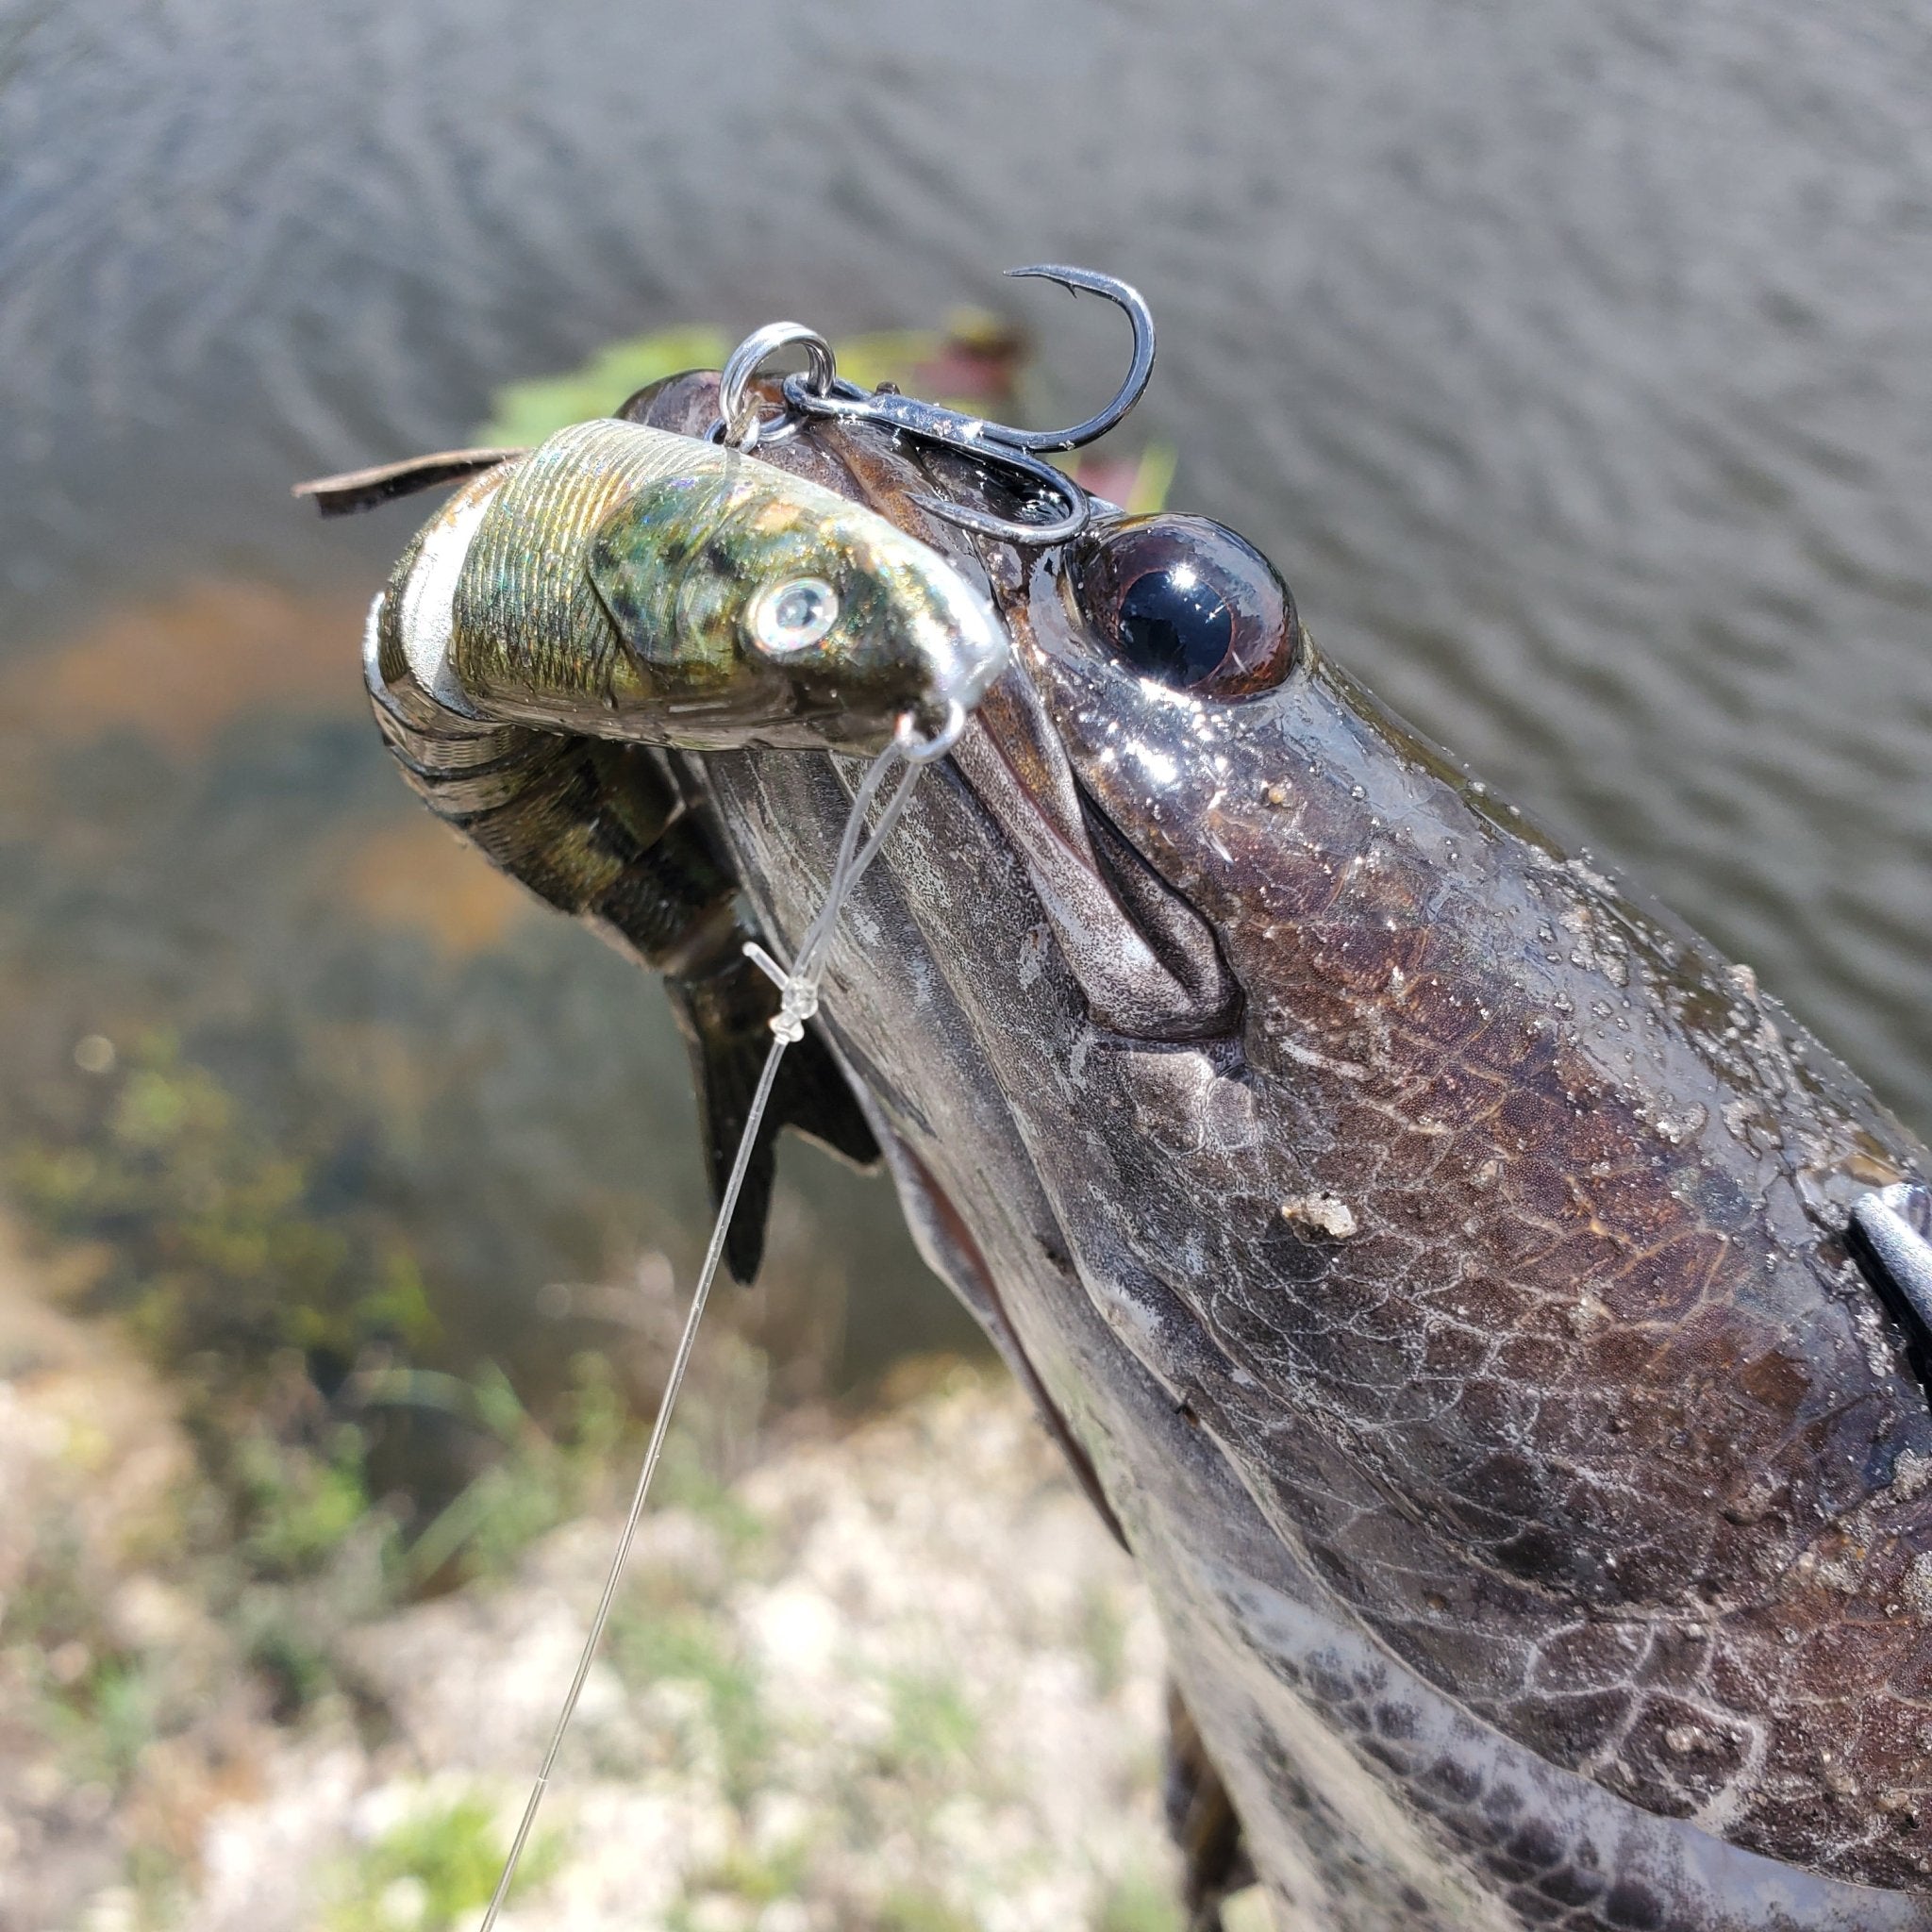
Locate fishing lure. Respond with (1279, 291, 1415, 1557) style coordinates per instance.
(371, 414, 1008, 751)
(302, 267, 1149, 1281)
(308, 403, 1007, 1277)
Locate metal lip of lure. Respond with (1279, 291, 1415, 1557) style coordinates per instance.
(363, 412, 1008, 756)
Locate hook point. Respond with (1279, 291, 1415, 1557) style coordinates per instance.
(990, 264, 1156, 454)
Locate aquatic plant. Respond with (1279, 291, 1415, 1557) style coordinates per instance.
(9, 1030, 435, 1381)
(474, 315, 1024, 448)
(473, 315, 1174, 514)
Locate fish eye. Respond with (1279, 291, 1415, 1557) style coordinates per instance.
(1068, 515, 1298, 698)
(749, 575, 840, 655)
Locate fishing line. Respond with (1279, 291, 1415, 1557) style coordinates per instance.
(477, 704, 963, 1932)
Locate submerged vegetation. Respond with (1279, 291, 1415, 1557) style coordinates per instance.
(12, 1030, 436, 1378)
(0, 1027, 1181, 1929)
(1, 1026, 740, 1715)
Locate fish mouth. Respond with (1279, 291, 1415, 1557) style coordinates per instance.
(947, 641, 1243, 1044)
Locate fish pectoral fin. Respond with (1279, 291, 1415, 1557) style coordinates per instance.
(1164, 1681, 1254, 1932)
(666, 958, 880, 1285)
(772, 1025, 883, 1173)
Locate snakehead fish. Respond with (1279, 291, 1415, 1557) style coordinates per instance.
(359, 371, 1932, 1931)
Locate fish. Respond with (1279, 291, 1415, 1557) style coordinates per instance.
(362, 366, 1932, 1930)
(641, 369, 1932, 1931)
(352, 412, 1006, 1279)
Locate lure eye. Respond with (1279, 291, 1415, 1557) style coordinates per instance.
(750, 576, 840, 655)
(1069, 515, 1298, 699)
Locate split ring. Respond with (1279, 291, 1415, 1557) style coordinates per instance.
(715, 322, 838, 451)
(894, 700, 969, 764)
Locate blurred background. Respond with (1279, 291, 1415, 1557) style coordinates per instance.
(0, 1, 1928, 1927)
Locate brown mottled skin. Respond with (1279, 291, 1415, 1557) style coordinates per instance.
(373, 369, 1932, 1929)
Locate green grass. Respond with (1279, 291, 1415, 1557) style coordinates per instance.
(328, 1792, 562, 1932)
(232, 1424, 383, 1578)
(875, 1885, 979, 1932)
(36, 1654, 163, 1790)
(1098, 1867, 1185, 1932)
(688, 1838, 811, 1908)
(884, 1668, 978, 1771)
(125, 1840, 187, 1929)
(651, 1430, 771, 1557)
(395, 1356, 626, 1589)
(1080, 1584, 1130, 1698)
(611, 1605, 769, 1801)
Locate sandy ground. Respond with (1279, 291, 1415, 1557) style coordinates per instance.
(0, 1221, 1192, 1932)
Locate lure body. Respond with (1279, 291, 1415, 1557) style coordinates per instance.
(397, 415, 1005, 749)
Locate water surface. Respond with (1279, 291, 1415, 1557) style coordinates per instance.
(2, 0, 1927, 1400)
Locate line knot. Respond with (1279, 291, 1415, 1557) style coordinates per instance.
(744, 941, 820, 1042)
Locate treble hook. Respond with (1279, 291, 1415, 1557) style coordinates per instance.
(755, 265, 1156, 546)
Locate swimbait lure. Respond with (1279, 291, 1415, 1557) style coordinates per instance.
(312, 410, 1006, 1278)
(375, 415, 1006, 749)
